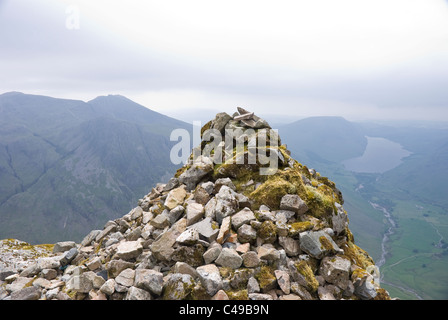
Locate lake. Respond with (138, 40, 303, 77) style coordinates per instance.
(342, 136, 412, 173)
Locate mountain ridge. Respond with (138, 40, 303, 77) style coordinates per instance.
(0, 92, 191, 243)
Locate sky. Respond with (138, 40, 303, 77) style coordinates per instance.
(1, 0, 448, 123)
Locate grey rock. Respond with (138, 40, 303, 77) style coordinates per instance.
(290, 282, 314, 300)
(213, 186, 239, 224)
(41, 268, 58, 280)
(53, 241, 77, 253)
(275, 270, 291, 294)
(193, 186, 211, 205)
(172, 262, 199, 278)
(179, 156, 214, 191)
(247, 276, 260, 293)
(332, 202, 348, 235)
(163, 273, 195, 300)
(196, 264, 223, 296)
(125, 286, 152, 300)
(299, 230, 342, 259)
(318, 286, 336, 300)
(150, 218, 187, 261)
(37, 256, 60, 270)
(116, 241, 143, 260)
(204, 198, 218, 220)
(215, 248, 243, 269)
(100, 279, 116, 296)
(115, 268, 135, 287)
(163, 177, 179, 192)
(176, 228, 200, 245)
(95, 223, 117, 242)
(0, 269, 15, 281)
(257, 245, 280, 261)
(126, 227, 142, 241)
(60, 247, 78, 266)
(188, 217, 219, 243)
(186, 202, 205, 226)
(136, 269, 163, 296)
(319, 256, 351, 290)
(169, 205, 185, 225)
(19, 264, 40, 277)
(200, 181, 215, 195)
(248, 293, 273, 300)
(10, 286, 41, 300)
(211, 112, 233, 134)
(105, 260, 134, 278)
(81, 230, 102, 247)
(353, 272, 378, 300)
(237, 224, 257, 243)
(280, 194, 308, 215)
(278, 236, 300, 257)
(216, 216, 231, 244)
(86, 257, 102, 271)
(213, 177, 236, 193)
(130, 206, 144, 220)
(203, 242, 222, 264)
(242, 251, 260, 268)
(172, 244, 205, 267)
(229, 268, 254, 290)
(151, 211, 171, 229)
(232, 207, 256, 229)
(66, 274, 93, 293)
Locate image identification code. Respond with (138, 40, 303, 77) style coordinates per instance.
(179, 304, 269, 317)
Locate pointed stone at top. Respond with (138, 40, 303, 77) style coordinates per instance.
(234, 112, 254, 121)
(237, 107, 251, 115)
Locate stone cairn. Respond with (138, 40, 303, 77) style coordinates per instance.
(0, 108, 391, 300)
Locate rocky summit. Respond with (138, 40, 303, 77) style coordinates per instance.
(0, 109, 391, 300)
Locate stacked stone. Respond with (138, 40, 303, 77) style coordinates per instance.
(0, 110, 390, 300)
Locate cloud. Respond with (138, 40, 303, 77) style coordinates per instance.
(1, 0, 448, 121)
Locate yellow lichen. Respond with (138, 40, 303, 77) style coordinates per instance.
(288, 221, 314, 237)
(294, 260, 319, 293)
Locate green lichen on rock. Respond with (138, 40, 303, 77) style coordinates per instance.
(319, 235, 334, 251)
(257, 220, 277, 243)
(288, 221, 314, 237)
(341, 241, 375, 269)
(225, 289, 249, 300)
(255, 265, 277, 292)
(294, 260, 319, 293)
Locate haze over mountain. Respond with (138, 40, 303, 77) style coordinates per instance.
(0, 92, 190, 244)
(1, 92, 447, 299)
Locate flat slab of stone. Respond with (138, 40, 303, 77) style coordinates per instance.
(187, 217, 219, 243)
(280, 194, 308, 215)
(116, 241, 143, 260)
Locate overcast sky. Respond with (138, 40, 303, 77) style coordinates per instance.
(1, 0, 448, 123)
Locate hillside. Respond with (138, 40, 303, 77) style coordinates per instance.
(0, 92, 190, 244)
(280, 117, 448, 300)
(0, 110, 391, 301)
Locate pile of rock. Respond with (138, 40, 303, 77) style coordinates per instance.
(0, 110, 390, 300)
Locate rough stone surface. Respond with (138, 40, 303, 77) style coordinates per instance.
(231, 207, 256, 229)
(299, 230, 341, 259)
(215, 248, 242, 269)
(116, 241, 143, 260)
(280, 194, 308, 215)
(196, 264, 223, 296)
(319, 256, 351, 290)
